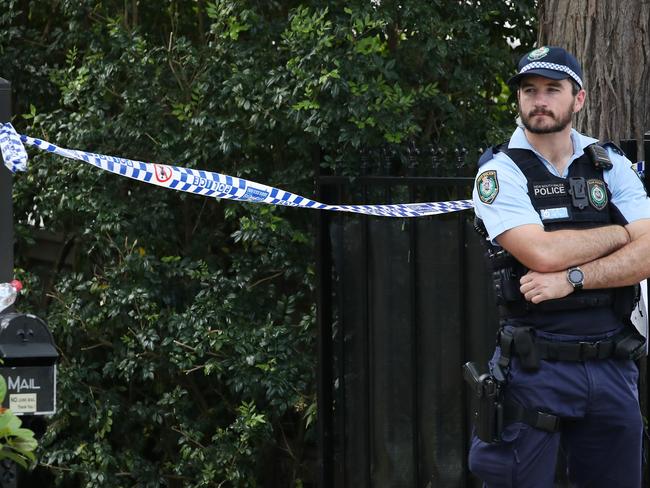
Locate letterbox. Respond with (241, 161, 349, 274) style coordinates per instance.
(0, 313, 58, 416)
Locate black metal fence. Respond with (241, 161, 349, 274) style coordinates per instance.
(315, 143, 649, 488)
(315, 146, 497, 488)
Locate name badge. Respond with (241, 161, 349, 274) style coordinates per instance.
(540, 207, 570, 221)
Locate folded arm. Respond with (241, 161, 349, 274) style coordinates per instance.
(519, 219, 650, 303)
(496, 223, 630, 273)
(581, 219, 650, 287)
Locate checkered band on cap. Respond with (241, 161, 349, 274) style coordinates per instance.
(520, 61, 583, 87)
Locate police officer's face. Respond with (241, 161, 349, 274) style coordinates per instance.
(517, 76, 585, 134)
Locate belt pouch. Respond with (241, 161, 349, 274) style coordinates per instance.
(512, 326, 540, 370)
(613, 328, 647, 360)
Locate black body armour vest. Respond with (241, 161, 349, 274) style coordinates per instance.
(478, 143, 637, 335)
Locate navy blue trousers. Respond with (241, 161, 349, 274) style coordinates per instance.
(468, 330, 643, 488)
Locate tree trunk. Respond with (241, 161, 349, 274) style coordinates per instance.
(538, 0, 650, 160)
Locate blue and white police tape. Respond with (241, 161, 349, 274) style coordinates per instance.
(0, 122, 28, 173)
(0, 122, 473, 218)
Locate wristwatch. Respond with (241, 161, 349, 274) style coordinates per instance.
(566, 267, 584, 290)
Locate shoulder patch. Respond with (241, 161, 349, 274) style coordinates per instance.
(631, 161, 646, 187)
(476, 170, 499, 204)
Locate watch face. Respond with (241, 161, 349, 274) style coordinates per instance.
(568, 268, 584, 284)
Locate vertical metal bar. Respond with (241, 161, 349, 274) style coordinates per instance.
(458, 188, 469, 488)
(334, 181, 346, 487)
(360, 158, 371, 488)
(316, 211, 333, 488)
(315, 148, 334, 488)
(0, 78, 12, 283)
(408, 188, 420, 484)
(406, 144, 420, 485)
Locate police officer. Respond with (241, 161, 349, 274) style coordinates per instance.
(468, 46, 650, 487)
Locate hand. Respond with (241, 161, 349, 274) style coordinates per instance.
(519, 270, 574, 303)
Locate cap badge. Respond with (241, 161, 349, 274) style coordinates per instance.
(527, 47, 550, 61)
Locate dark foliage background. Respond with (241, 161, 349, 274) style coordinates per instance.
(0, 1, 535, 486)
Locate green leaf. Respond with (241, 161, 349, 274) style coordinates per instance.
(0, 447, 32, 469)
(0, 376, 6, 404)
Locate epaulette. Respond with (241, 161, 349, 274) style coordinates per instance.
(477, 143, 507, 168)
(601, 141, 625, 156)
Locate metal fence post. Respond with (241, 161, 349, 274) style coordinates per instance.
(0, 78, 12, 284)
(0, 78, 17, 488)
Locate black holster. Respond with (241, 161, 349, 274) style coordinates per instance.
(463, 360, 562, 441)
(463, 361, 503, 443)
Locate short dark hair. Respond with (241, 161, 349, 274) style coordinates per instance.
(569, 80, 580, 95)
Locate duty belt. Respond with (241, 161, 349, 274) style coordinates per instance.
(497, 326, 646, 371)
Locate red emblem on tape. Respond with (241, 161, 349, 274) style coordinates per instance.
(154, 164, 172, 183)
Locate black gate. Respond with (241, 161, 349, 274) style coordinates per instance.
(315, 143, 649, 488)
(315, 147, 497, 488)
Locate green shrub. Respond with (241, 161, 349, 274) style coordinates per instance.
(1, 0, 534, 485)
